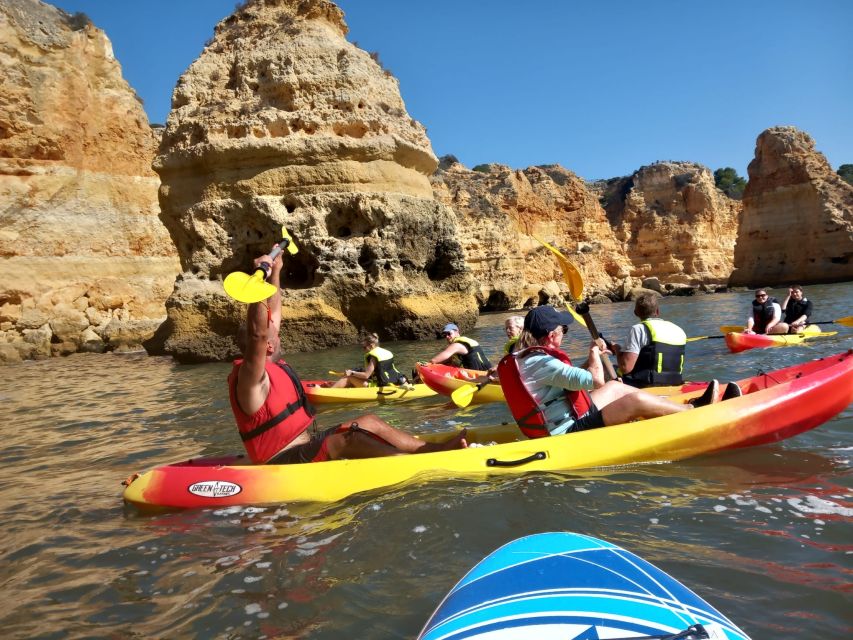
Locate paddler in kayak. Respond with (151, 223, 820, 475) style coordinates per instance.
(502, 316, 524, 355)
(429, 323, 492, 371)
(608, 293, 686, 389)
(330, 332, 412, 389)
(777, 285, 813, 334)
(497, 306, 740, 438)
(229, 248, 467, 464)
(743, 288, 783, 334)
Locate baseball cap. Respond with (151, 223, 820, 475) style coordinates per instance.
(442, 323, 459, 333)
(523, 306, 575, 339)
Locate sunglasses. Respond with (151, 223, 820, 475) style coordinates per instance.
(442, 332, 453, 337)
(755, 294, 767, 299)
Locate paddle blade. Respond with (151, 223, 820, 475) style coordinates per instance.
(450, 383, 478, 408)
(223, 270, 277, 303)
(719, 325, 742, 334)
(328, 370, 346, 377)
(281, 227, 299, 255)
(532, 234, 584, 300)
(834, 315, 853, 327)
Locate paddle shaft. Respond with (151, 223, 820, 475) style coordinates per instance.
(254, 241, 287, 279)
(574, 302, 619, 381)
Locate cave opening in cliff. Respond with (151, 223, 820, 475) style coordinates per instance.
(426, 240, 460, 281)
(483, 290, 512, 312)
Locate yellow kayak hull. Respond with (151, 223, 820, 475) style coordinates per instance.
(301, 382, 436, 404)
(123, 351, 853, 511)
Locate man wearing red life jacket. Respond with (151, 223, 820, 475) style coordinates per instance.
(229, 246, 467, 464)
(498, 306, 732, 439)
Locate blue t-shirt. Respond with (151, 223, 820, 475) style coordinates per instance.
(518, 353, 594, 435)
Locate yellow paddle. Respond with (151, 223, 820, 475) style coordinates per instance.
(223, 228, 299, 303)
(450, 378, 490, 408)
(719, 316, 853, 334)
(532, 235, 619, 380)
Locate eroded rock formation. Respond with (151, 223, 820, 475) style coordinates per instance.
(597, 162, 741, 286)
(431, 159, 634, 307)
(152, 0, 475, 362)
(729, 126, 853, 286)
(0, 0, 178, 363)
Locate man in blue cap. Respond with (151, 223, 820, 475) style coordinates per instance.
(498, 305, 723, 438)
(429, 322, 492, 371)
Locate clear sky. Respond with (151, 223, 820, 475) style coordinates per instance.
(49, 0, 852, 180)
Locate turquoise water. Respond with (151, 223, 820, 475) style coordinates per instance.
(0, 284, 850, 638)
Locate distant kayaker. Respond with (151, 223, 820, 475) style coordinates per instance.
(609, 293, 686, 388)
(429, 323, 492, 371)
(330, 332, 412, 389)
(744, 288, 783, 334)
(228, 247, 467, 465)
(777, 285, 813, 334)
(497, 306, 741, 439)
(502, 316, 524, 355)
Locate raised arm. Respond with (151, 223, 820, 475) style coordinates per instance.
(235, 248, 283, 416)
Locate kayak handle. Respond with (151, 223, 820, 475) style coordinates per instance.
(486, 451, 546, 467)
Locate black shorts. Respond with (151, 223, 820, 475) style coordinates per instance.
(267, 423, 341, 464)
(567, 403, 605, 433)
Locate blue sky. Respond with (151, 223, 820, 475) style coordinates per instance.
(50, 0, 852, 180)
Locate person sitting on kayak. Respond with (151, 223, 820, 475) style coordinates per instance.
(502, 316, 524, 355)
(776, 285, 813, 334)
(497, 306, 739, 439)
(744, 289, 782, 334)
(429, 323, 492, 371)
(609, 293, 686, 388)
(229, 247, 467, 465)
(330, 332, 412, 389)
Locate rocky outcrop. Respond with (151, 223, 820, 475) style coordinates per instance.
(597, 162, 741, 286)
(0, 0, 178, 363)
(432, 159, 634, 308)
(730, 126, 853, 286)
(152, 0, 475, 362)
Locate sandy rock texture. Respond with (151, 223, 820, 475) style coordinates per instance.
(152, 0, 475, 362)
(596, 162, 741, 286)
(730, 126, 853, 286)
(432, 158, 634, 308)
(0, 0, 178, 363)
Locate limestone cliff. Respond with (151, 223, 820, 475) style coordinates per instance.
(431, 159, 634, 307)
(597, 162, 741, 286)
(152, 0, 475, 362)
(730, 126, 853, 286)
(0, 0, 178, 363)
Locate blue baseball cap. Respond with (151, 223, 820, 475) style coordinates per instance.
(442, 323, 459, 333)
(524, 306, 574, 339)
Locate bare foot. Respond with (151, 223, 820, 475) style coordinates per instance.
(443, 428, 468, 450)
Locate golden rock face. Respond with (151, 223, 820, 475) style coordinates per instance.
(153, 0, 476, 361)
(730, 126, 853, 287)
(0, 0, 178, 363)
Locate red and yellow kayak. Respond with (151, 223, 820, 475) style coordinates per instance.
(416, 362, 704, 404)
(123, 350, 853, 511)
(300, 380, 436, 404)
(724, 325, 834, 353)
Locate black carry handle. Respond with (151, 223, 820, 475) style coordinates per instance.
(486, 451, 546, 467)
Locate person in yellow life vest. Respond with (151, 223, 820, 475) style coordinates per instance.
(502, 315, 524, 355)
(429, 323, 492, 371)
(609, 293, 686, 388)
(332, 332, 411, 388)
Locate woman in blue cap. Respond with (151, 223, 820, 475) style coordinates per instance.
(497, 306, 727, 438)
(429, 323, 492, 371)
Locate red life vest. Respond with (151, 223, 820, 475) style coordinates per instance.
(228, 359, 316, 463)
(497, 346, 593, 439)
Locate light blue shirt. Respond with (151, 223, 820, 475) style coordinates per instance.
(518, 353, 594, 435)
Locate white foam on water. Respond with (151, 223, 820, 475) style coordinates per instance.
(244, 604, 261, 615)
(216, 555, 240, 567)
(649, 518, 659, 524)
(412, 525, 427, 533)
(755, 506, 772, 514)
(714, 505, 727, 512)
(574, 487, 589, 493)
(255, 562, 271, 569)
(787, 495, 853, 517)
(244, 576, 262, 583)
(213, 506, 244, 516)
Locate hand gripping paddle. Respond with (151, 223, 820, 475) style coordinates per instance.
(223, 228, 298, 303)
